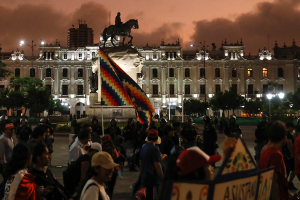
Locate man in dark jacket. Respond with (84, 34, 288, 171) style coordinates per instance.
(15, 118, 32, 143)
(91, 117, 102, 143)
(181, 118, 198, 149)
(254, 114, 268, 162)
(202, 116, 218, 167)
(224, 115, 242, 138)
(157, 118, 167, 138)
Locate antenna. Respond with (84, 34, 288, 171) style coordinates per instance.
(109, 11, 111, 26)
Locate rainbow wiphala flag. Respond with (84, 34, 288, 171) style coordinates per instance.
(99, 49, 155, 126)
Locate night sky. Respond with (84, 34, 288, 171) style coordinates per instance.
(1, 0, 299, 55)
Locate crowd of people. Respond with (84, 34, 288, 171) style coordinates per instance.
(0, 114, 300, 200)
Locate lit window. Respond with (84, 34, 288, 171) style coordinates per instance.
(64, 53, 67, 59)
(79, 53, 82, 59)
(263, 68, 268, 77)
(247, 68, 253, 77)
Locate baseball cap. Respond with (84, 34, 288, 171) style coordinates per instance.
(4, 123, 15, 129)
(91, 152, 119, 169)
(147, 129, 158, 138)
(145, 136, 161, 144)
(176, 146, 221, 176)
(90, 142, 102, 152)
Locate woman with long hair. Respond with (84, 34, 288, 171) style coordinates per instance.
(4, 142, 41, 200)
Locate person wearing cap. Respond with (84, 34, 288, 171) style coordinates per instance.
(79, 152, 119, 200)
(224, 115, 242, 138)
(0, 122, 15, 186)
(63, 142, 102, 195)
(202, 116, 218, 167)
(101, 135, 122, 198)
(30, 144, 73, 200)
(140, 129, 163, 200)
(16, 118, 32, 143)
(69, 129, 91, 165)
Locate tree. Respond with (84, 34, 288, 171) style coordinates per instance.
(243, 98, 263, 114)
(0, 60, 13, 81)
(226, 89, 245, 114)
(183, 99, 208, 116)
(25, 87, 52, 117)
(209, 91, 229, 117)
(48, 99, 64, 114)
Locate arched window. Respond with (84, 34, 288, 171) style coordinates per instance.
(278, 68, 284, 77)
(247, 68, 253, 77)
(185, 68, 190, 77)
(30, 68, 35, 77)
(263, 68, 268, 77)
(78, 68, 83, 77)
(215, 68, 220, 77)
(63, 69, 68, 77)
(152, 69, 158, 78)
(200, 68, 205, 77)
(169, 68, 174, 77)
(232, 68, 237, 77)
(15, 68, 20, 77)
(46, 68, 51, 77)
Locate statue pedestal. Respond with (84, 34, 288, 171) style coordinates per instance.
(89, 93, 98, 107)
(89, 103, 136, 122)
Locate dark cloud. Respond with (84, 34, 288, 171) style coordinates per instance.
(189, 0, 300, 54)
(132, 23, 184, 47)
(0, 2, 109, 55)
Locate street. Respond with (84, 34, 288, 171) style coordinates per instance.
(2, 125, 300, 199)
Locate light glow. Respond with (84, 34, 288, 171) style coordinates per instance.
(20, 40, 24, 45)
(278, 92, 284, 99)
(266, 94, 273, 100)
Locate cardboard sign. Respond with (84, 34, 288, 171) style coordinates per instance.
(169, 182, 209, 200)
(219, 137, 257, 176)
(164, 135, 275, 200)
(257, 168, 274, 200)
(213, 174, 258, 200)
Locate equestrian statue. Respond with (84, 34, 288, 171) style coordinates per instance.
(102, 12, 139, 47)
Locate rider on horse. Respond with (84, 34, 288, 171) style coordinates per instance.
(115, 12, 122, 33)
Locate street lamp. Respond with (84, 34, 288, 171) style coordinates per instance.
(20, 40, 44, 60)
(266, 94, 273, 121)
(191, 41, 209, 103)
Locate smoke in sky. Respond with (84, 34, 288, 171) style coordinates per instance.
(189, 0, 300, 54)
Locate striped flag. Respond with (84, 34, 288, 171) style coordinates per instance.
(99, 49, 132, 106)
(99, 49, 155, 127)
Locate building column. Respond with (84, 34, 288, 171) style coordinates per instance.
(86, 66, 91, 96)
(223, 66, 229, 91)
(70, 66, 75, 95)
(54, 66, 59, 95)
(161, 66, 166, 107)
(239, 66, 246, 95)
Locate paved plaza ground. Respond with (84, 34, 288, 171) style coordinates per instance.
(2, 125, 300, 199)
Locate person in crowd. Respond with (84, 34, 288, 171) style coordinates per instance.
(293, 123, 300, 197)
(91, 117, 102, 144)
(30, 144, 73, 200)
(0, 122, 15, 198)
(15, 118, 32, 143)
(157, 118, 167, 138)
(149, 121, 157, 130)
(224, 115, 242, 138)
(3, 143, 41, 200)
(140, 129, 164, 200)
(101, 135, 122, 198)
(284, 122, 298, 190)
(69, 129, 91, 165)
(123, 118, 137, 171)
(105, 119, 122, 148)
(42, 124, 54, 156)
(181, 118, 198, 149)
(219, 116, 227, 133)
(202, 116, 218, 168)
(63, 143, 102, 195)
(172, 122, 181, 146)
(214, 116, 219, 129)
(123, 118, 135, 142)
(71, 119, 81, 136)
(27, 125, 47, 151)
(160, 125, 175, 157)
(259, 121, 289, 200)
(0, 115, 9, 135)
(78, 151, 119, 200)
(295, 118, 300, 139)
(254, 114, 268, 162)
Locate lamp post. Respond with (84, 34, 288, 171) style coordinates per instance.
(191, 41, 208, 102)
(266, 94, 273, 121)
(20, 40, 37, 60)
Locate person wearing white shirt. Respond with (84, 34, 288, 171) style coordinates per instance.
(79, 151, 119, 200)
(69, 129, 91, 165)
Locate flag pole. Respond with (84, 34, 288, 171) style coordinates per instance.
(99, 53, 104, 136)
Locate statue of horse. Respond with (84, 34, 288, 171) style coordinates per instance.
(102, 19, 139, 47)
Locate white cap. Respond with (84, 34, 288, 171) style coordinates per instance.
(90, 143, 102, 152)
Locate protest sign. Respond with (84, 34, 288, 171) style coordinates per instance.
(167, 182, 210, 200)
